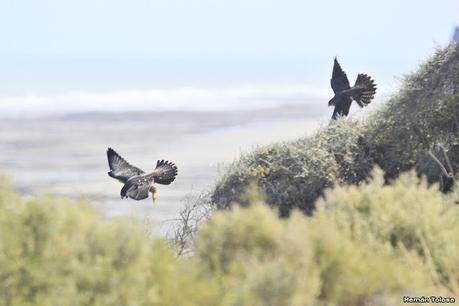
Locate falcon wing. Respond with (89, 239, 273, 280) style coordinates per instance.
(107, 148, 145, 183)
(151, 160, 178, 185)
(330, 58, 350, 94)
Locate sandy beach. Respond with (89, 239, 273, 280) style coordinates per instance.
(0, 105, 327, 233)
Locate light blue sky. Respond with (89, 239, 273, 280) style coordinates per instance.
(0, 0, 458, 94)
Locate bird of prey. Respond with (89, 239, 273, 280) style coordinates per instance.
(328, 58, 377, 120)
(106, 147, 178, 202)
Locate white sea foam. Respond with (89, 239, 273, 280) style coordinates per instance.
(0, 84, 330, 117)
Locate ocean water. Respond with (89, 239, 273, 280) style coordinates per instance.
(0, 104, 328, 234)
(0, 84, 329, 116)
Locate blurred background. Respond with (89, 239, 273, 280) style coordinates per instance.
(0, 0, 458, 228)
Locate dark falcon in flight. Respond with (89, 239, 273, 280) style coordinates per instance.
(106, 148, 178, 202)
(329, 58, 377, 119)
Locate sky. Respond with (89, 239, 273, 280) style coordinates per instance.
(0, 0, 458, 112)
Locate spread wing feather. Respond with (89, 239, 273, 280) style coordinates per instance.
(152, 160, 178, 185)
(107, 148, 145, 183)
(330, 58, 350, 94)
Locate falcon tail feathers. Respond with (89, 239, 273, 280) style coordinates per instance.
(352, 74, 377, 107)
(153, 160, 178, 185)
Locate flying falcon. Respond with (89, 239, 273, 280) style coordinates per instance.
(106, 147, 178, 202)
(328, 58, 377, 119)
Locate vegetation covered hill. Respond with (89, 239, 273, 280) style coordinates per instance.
(211, 44, 459, 216)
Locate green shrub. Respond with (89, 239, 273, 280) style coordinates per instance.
(316, 168, 459, 296)
(197, 177, 446, 305)
(211, 44, 459, 215)
(365, 45, 459, 182)
(0, 178, 217, 306)
(2, 171, 458, 305)
(196, 192, 320, 306)
(212, 119, 367, 216)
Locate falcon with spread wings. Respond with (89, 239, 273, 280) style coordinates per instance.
(329, 58, 377, 119)
(106, 148, 178, 202)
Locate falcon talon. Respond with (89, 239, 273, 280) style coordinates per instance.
(106, 148, 178, 201)
(149, 185, 157, 204)
(329, 58, 377, 120)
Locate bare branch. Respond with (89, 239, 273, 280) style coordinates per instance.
(165, 192, 214, 257)
(428, 148, 453, 178)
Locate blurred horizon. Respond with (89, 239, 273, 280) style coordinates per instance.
(0, 0, 458, 115)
